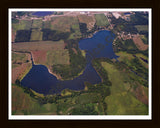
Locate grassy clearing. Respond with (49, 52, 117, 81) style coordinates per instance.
(61, 89, 72, 96)
(30, 29, 43, 41)
(94, 14, 109, 27)
(32, 19, 43, 28)
(81, 50, 86, 57)
(135, 25, 148, 32)
(101, 61, 148, 115)
(31, 89, 44, 98)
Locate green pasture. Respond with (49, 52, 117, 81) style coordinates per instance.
(30, 29, 43, 41)
(94, 14, 109, 27)
(101, 61, 148, 115)
(32, 19, 43, 28)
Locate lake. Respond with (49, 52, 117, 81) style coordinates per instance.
(32, 11, 54, 17)
(21, 30, 119, 95)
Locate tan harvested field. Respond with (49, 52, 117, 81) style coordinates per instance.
(77, 15, 96, 30)
(133, 35, 148, 51)
(12, 29, 16, 42)
(31, 50, 47, 65)
(131, 85, 148, 105)
(50, 16, 79, 32)
(12, 63, 32, 83)
(12, 40, 65, 52)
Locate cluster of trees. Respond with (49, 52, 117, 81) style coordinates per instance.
(53, 12, 63, 15)
(42, 29, 70, 41)
(111, 17, 138, 34)
(12, 18, 19, 24)
(130, 12, 148, 25)
(12, 12, 30, 18)
(85, 82, 111, 100)
(79, 23, 88, 36)
(78, 22, 99, 38)
(15, 30, 31, 42)
(111, 12, 148, 34)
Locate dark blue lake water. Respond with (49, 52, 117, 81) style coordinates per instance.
(21, 30, 119, 95)
(124, 12, 131, 15)
(32, 12, 54, 17)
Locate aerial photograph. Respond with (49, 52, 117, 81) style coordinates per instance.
(10, 9, 150, 117)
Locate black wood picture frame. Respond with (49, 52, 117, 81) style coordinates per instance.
(0, 0, 159, 128)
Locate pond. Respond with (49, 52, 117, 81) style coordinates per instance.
(32, 11, 54, 17)
(21, 30, 119, 95)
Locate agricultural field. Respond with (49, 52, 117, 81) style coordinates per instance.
(135, 25, 148, 32)
(94, 14, 109, 27)
(77, 15, 96, 30)
(46, 50, 70, 66)
(133, 35, 148, 51)
(12, 85, 57, 115)
(30, 29, 43, 41)
(12, 40, 70, 76)
(13, 20, 32, 30)
(101, 61, 148, 115)
(50, 16, 80, 32)
(12, 52, 32, 83)
(31, 19, 43, 28)
(12, 40, 65, 51)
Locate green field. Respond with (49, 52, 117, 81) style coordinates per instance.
(32, 19, 43, 28)
(135, 25, 148, 32)
(101, 61, 148, 115)
(94, 14, 109, 27)
(17, 20, 32, 30)
(46, 49, 70, 66)
(30, 29, 43, 41)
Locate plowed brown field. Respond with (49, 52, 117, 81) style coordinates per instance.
(133, 35, 148, 51)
